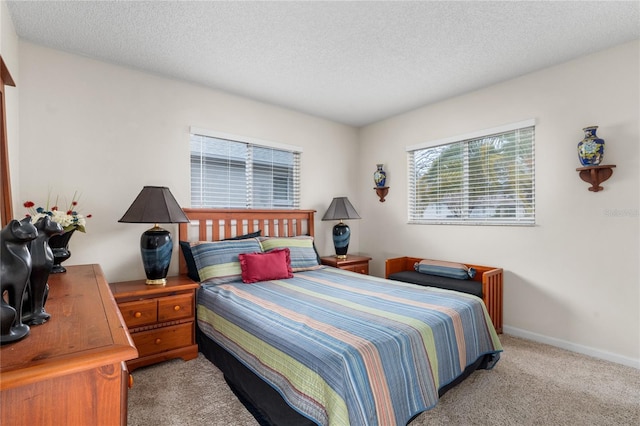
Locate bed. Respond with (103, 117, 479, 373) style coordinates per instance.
(178, 208, 502, 426)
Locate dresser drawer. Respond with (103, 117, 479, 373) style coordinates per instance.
(158, 293, 193, 322)
(131, 323, 193, 358)
(118, 299, 158, 328)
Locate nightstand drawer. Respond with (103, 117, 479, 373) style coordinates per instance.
(132, 323, 193, 357)
(119, 299, 158, 328)
(158, 293, 193, 322)
(344, 264, 369, 275)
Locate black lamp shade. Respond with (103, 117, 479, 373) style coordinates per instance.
(321, 197, 361, 221)
(119, 186, 190, 284)
(322, 197, 360, 259)
(118, 186, 190, 224)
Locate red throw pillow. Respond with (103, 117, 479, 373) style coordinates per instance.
(238, 248, 293, 283)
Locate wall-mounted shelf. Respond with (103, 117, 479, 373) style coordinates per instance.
(576, 165, 616, 192)
(374, 186, 389, 202)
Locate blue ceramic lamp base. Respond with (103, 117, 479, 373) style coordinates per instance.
(140, 225, 173, 285)
(332, 221, 351, 259)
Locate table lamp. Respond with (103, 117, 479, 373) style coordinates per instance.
(321, 197, 361, 259)
(119, 186, 190, 284)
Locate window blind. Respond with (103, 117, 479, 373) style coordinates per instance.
(407, 121, 535, 225)
(190, 130, 300, 209)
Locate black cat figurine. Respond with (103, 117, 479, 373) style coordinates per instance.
(23, 216, 63, 325)
(0, 218, 38, 344)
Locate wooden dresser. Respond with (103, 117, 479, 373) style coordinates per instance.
(109, 275, 199, 371)
(0, 264, 138, 426)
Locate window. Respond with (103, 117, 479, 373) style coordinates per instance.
(190, 127, 301, 209)
(407, 120, 535, 225)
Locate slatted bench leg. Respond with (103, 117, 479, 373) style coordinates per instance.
(482, 270, 503, 334)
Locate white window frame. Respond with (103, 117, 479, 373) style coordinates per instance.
(406, 119, 535, 226)
(190, 127, 302, 209)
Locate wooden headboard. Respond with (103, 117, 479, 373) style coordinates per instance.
(178, 208, 316, 275)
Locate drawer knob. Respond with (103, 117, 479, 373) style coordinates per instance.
(134, 312, 142, 318)
(128, 374, 134, 389)
(154, 338, 162, 345)
(173, 305, 181, 311)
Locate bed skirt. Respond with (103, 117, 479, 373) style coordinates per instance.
(196, 325, 493, 426)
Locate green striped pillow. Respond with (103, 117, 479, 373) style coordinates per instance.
(259, 236, 322, 272)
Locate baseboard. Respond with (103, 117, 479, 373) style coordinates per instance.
(503, 325, 640, 369)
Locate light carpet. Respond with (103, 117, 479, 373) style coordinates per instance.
(128, 335, 640, 425)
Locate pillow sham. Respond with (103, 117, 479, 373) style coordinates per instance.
(258, 236, 322, 272)
(180, 231, 262, 282)
(223, 230, 262, 241)
(190, 238, 262, 285)
(238, 248, 293, 283)
(414, 259, 476, 280)
(179, 241, 201, 282)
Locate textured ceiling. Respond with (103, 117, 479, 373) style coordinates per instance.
(6, 1, 640, 127)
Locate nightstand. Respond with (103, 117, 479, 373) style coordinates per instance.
(109, 275, 199, 371)
(320, 255, 372, 275)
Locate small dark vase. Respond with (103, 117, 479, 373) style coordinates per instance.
(49, 229, 75, 274)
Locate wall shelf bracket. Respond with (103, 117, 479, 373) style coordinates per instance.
(374, 186, 389, 202)
(576, 165, 616, 192)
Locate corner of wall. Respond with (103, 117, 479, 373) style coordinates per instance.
(1, 0, 20, 214)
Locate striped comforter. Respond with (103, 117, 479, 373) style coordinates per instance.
(197, 267, 502, 426)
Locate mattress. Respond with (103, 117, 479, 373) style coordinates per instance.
(197, 267, 502, 425)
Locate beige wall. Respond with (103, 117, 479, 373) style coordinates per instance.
(16, 41, 359, 283)
(358, 40, 640, 366)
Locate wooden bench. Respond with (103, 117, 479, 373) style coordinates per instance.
(385, 257, 503, 333)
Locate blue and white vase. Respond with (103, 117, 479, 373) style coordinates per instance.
(373, 164, 387, 187)
(578, 126, 605, 166)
